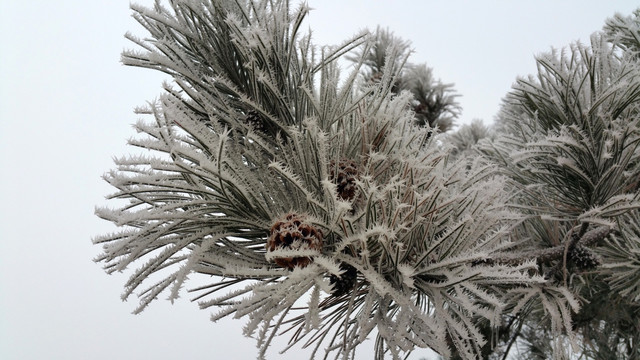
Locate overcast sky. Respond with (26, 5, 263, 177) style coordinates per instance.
(1, 1, 638, 359)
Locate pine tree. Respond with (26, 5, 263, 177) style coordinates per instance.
(446, 119, 492, 160)
(94, 1, 640, 359)
(477, 13, 640, 359)
(348, 26, 461, 132)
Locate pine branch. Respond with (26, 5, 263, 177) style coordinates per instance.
(490, 226, 611, 266)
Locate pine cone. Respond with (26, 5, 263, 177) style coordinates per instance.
(266, 213, 323, 269)
(245, 110, 266, 133)
(329, 262, 358, 296)
(570, 245, 601, 270)
(329, 159, 359, 201)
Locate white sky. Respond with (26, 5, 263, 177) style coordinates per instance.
(1, 1, 638, 359)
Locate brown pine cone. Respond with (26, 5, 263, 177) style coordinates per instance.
(329, 262, 358, 296)
(245, 110, 266, 133)
(266, 213, 323, 269)
(329, 159, 359, 201)
(570, 245, 601, 270)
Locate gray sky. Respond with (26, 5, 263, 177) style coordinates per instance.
(1, 1, 638, 359)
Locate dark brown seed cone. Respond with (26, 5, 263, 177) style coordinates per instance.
(570, 245, 601, 270)
(245, 110, 266, 133)
(329, 263, 358, 297)
(329, 159, 359, 201)
(266, 213, 323, 269)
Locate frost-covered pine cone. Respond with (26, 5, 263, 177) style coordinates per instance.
(266, 213, 323, 269)
(329, 159, 359, 201)
(570, 245, 601, 270)
(245, 110, 266, 133)
(329, 262, 358, 297)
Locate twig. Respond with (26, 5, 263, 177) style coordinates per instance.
(490, 226, 611, 266)
(501, 316, 525, 360)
